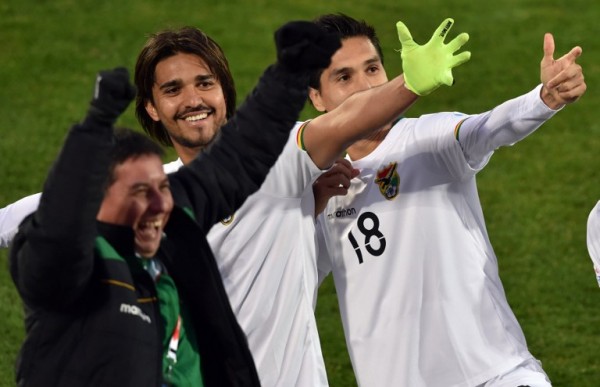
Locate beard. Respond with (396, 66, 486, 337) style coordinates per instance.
(170, 130, 217, 149)
(169, 115, 227, 151)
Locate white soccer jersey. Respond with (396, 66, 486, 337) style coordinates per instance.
(317, 87, 555, 387)
(0, 193, 42, 248)
(587, 201, 600, 286)
(207, 123, 328, 387)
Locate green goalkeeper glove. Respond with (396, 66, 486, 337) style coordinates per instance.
(397, 18, 471, 96)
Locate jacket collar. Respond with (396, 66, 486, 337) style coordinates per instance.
(96, 221, 137, 259)
(96, 207, 190, 264)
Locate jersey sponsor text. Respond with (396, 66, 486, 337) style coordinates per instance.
(327, 207, 357, 220)
(119, 303, 151, 323)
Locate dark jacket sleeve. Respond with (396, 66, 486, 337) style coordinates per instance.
(168, 64, 308, 231)
(9, 122, 113, 308)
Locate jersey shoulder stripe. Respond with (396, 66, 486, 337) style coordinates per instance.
(296, 120, 312, 151)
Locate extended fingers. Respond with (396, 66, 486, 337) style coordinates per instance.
(557, 45, 583, 64)
(446, 32, 470, 54)
(449, 50, 472, 68)
(541, 34, 582, 67)
(430, 18, 454, 43)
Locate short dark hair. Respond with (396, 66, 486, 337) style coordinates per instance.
(104, 128, 164, 189)
(309, 13, 383, 90)
(134, 27, 236, 147)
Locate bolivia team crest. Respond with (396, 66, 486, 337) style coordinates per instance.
(374, 162, 400, 200)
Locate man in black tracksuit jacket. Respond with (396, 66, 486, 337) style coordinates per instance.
(9, 22, 340, 387)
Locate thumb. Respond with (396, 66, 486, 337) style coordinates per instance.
(396, 21, 416, 50)
(541, 33, 555, 67)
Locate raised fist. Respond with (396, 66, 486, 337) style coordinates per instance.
(275, 21, 341, 73)
(86, 67, 137, 126)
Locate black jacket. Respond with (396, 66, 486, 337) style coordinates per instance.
(9, 64, 308, 387)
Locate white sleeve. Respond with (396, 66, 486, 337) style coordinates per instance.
(260, 122, 324, 197)
(587, 201, 600, 287)
(457, 84, 559, 168)
(163, 158, 183, 174)
(315, 214, 332, 288)
(0, 192, 42, 248)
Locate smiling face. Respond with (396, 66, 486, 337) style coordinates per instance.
(144, 52, 227, 164)
(97, 154, 173, 258)
(309, 36, 388, 113)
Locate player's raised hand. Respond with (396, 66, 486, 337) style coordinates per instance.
(84, 67, 137, 128)
(397, 18, 471, 96)
(275, 21, 341, 73)
(540, 33, 586, 109)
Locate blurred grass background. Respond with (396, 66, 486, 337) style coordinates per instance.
(0, 0, 598, 385)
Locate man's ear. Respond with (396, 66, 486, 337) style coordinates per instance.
(309, 87, 326, 112)
(145, 101, 160, 121)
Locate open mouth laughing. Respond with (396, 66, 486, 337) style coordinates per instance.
(136, 219, 165, 250)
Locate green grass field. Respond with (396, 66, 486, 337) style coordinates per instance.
(1, 0, 599, 385)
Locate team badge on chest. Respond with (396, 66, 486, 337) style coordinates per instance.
(374, 162, 400, 200)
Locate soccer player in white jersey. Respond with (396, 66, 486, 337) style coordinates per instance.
(587, 201, 600, 286)
(312, 14, 586, 387)
(139, 17, 470, 387)
(0, 16, 471, 386)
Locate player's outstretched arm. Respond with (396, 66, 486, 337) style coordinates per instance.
(303, 18, 470, 169)
(455, 33, 586, 167)
(539, 33, 586, 109)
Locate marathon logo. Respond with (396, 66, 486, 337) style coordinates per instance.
(440, 20, 452, 37)
(120, 303, 151, 324)
(327, 207, 357, 220)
